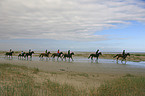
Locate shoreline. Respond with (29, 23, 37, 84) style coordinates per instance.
(0, 59, 145, 76)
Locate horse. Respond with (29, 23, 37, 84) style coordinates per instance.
(113, 53, 130, 64)
(18, 52, 26, 59)
(63, 52, 74, 61)
(88, 52, 102, 62)
(51, 52, 63, 61)
(39, 51, 51, 60)
(24, 51, 34, 60)
(5, 51, 14, 59)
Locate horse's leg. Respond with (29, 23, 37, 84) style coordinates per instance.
(121, 58, 125, 64)
(91, 56, 93, 60)
(26, 56, 28, 60)
(71, 57, 74, 61)
(125, 59, 127, 64)
(8, 55, 10, 59)
(121, 59, 123, 64)
(52, 55, 54, 59)
(96, 57, 98, 61)
(59, 56, 63, 61)
(116, 57, 119, 64)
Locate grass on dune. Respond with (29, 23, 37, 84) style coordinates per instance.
(0, 63, 86, 96)
(0, 63, 145, 96)
(92, 75, 145, 96)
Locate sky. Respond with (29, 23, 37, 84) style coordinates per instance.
(0, 0, 145, 52)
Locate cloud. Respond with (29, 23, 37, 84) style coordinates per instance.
(0, 0, 145, 41)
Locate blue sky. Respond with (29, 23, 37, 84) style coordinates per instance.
(0, 0, 145, 52)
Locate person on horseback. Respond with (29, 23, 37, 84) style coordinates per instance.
(57, 49, 60, 56)
(29, 49, 31, 53)
(68, 50, 70, 56)
(10, 49, 12, 52)
(122, 50, 125, 57)
(45, 49, 47, 53)
(21, 51, 23, 55)
(96, 49, 99, 55)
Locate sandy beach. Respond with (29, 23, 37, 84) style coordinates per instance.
(1, 59, 145, 74)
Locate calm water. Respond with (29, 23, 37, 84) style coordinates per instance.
(1, 56, 145, 68)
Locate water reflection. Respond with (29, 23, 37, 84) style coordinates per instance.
(0, 56, 145, 68)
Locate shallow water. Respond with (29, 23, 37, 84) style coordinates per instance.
(1, 56, 145, 68)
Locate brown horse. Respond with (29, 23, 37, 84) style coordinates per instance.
(63, 52, 74, 61)
(113, 53, 130, 64)
(5, 51, 14, 59)
(39, 51, 51, 60)
(88, 52, 102, 61)
(18, 52, 26, 59)
(51, 52, 63, 61)
(24, 51, 34, 60)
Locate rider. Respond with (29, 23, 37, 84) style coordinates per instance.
(57, 49, 60, 56)
(21, 51, 23, 55)
(68, 50, 70, 56)
(122, 50, 125, 57)
(96, 49, 99, 55)
(10, 49, 12, 52)
(45, 49, 47, 54)
(29, 49, 31, 53)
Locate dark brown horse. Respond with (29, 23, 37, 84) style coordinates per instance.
(18, 52, 26, 59)
(39, 51, 51, 58)
(113, 53, 130, 63)
(88, 52, 102, 61)
(39, 51, 51, 60)
(24, 51, 34, 59)
(5, 51, 14, 58)
(63, 52, 74, 61)
(51, 52, 63, 60)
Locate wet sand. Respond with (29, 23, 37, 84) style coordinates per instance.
(0, 59, 145, 75)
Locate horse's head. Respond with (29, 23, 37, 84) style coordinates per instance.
(47, 51, 51, 54)
(11, 51, 14, 53)
(126, 53, 130, 56)
(98, 52, 102, 55)
(60, 52, 63, 54)
(31, 51, 34, 53)
(71, 52, 74, 55)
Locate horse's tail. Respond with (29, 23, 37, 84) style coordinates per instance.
(113, 55, 117, 58)
(88, 55, 91, 59)
(39, 54, 41, 57)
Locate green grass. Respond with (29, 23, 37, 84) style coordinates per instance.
(93, 76, 145, 96)
(45, 80, 85, 96)
(33, 67, 39, 74)
(1, 63, 145, 96)
(0, 64, 35, 96)
(0, 63, 86, 96)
